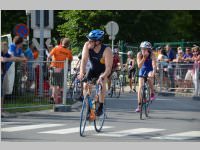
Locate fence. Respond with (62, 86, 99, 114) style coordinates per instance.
(2, 58, 200, 111)
(1, 59, 75, 111)
(155, 62, 200, 96)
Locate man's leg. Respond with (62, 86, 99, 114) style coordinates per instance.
(96, 77, 107, 116)
(128, 71, 133, 92)
(135, 77, 144, 112)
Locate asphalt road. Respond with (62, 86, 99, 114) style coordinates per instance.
(1, 92, 200, 142)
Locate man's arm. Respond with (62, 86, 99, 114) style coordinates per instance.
(47, 47, 55, 61)
(101, 47, 113, 78)
(80, 42, 89, 77)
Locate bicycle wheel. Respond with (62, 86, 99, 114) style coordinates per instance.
(115, 79, 121, 98)
(67, 87, 73, 101)
(145, 83, 150, 117)
(109, 86, 113, 98)
(72, 84, 82, 101)
(140, 86, 145, 120)
(80, 97, 89, 137)
(94, 102, 106, 132)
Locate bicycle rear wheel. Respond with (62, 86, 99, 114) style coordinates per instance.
(80, 98, 89, 137)
(115, 79, 121, 98)
(94, 102, 105, 132)
(140, 86, 145, 120)
(109, 87, 113, 98)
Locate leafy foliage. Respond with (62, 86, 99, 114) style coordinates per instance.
(2, 10, 200, 55)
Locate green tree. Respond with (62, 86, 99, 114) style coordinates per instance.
(1, 10, 26, 36)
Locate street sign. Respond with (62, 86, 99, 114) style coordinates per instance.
(109, 35, 116, 40)
(105, 21, 119, 51)
(14, 24, 29, 38)
(45, 38, 51, 48)
(32, 38, 40, 50)
(105, 21, 119, 37)
(33, 28, 51, 38)
(31, 10, 54, 30)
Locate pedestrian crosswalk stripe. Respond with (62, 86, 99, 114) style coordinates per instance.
(2, 124, 64, 132)
(152, 131, 200, 140)
(1, 122, 20, 125)
(39, 126, 113, 134)
(95, 128, 165, 137)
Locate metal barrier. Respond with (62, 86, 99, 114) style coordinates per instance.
(155, 62, 200, 96)
(1, 60, 73, 111)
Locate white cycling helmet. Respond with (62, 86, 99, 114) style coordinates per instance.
(127, 50, 133, 56)
(113, 48, 119, 54)
(140, 41, 152, 49)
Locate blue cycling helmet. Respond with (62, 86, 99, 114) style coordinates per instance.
(86, 29, 104, 41)
(140, 41, 152, 50)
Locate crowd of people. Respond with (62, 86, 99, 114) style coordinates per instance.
(1, 34, 200, 110)
(1, 35, 73, 105)
(155, 44, 200, 92)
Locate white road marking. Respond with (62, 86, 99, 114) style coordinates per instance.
(39, 126, 113, 134)
(1, 124, 64, 132)
(95, 128, 165, 137)
(1, 122, 21, 125)
(152, 131, 200, 140)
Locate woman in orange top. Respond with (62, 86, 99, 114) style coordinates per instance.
(33, 48, 39, 60)
(47, 38, 73, 104)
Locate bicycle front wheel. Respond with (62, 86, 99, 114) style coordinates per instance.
(94, 103, 105, 132)
(80, 98, 89, 137)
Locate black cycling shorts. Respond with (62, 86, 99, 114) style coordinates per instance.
(128, 68, 136, 79)
(85, 69, 104, 82)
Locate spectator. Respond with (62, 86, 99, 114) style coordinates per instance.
(24, 42, 35, 89)
(184, 47, 193, 60)
(125, 50, 136, 93)
(173, 47, 184, 63)
(32, 47, 39, 60)
(47, 38, 73, 104)
(182, 47, 193, 92)
(1, 41, 27, 114)
(191, 46, 200, 63)
(173, 47, 185, 91)
(7, 36, 28, 94)
(191, 46, 200, 94)
(8, 36, 27, 59)
(157, 47, 168, 64)
(108, 48, 121, 95)
(157, 48, 168, 87)
(165, 44, 176, 91)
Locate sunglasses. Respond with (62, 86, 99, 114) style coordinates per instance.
(88, 40, 97, 43)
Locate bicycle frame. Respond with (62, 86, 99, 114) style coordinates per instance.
(80, 79, 105, 136)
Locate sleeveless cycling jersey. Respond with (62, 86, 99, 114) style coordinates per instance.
(128, 59, 132, 67)
(139, 52, 153, 77)
(89, 44, 107, 73)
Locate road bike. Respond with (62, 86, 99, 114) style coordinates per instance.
(80, 78, 106, 137)
(139, 74, 152, 120)
(67, 68, 82, 101)
(109, 71, 121, 98)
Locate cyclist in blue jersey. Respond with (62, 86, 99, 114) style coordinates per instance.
(79, 29, 113, 116)
(135, 41, 157, 112)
